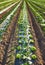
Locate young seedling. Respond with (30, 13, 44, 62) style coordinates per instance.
(31, 54, 37, 60)
(16, 53, 22, 59)
(30, 46, 36, 52)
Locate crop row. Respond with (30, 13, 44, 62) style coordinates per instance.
(0, 1, 17, 11)
(0, 1, 22, 41)
(11, 1, 37, 65)
(27, 1, 45, 34)
(0, 1, 19, 24)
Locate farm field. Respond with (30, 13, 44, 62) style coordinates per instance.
(0, 0, 45, 65)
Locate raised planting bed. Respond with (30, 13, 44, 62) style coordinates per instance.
(14, 1, 37, 65)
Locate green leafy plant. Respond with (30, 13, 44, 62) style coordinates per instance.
(31, 54, 37, 60)
(23, 62, 29, 65)
(29, 39, 34, 44)
(16, 53, 22, 59)
(18, 40, 22, 44)
(17, 46, 21, 50)
(28, 32, 31, 34)
(23, 55, 27, 59)
(30, 46, 36, 52)
(29, 34, 33, 39)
